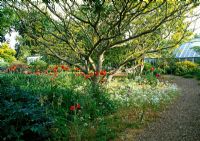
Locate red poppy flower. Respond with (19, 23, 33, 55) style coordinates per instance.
(61, 65, 65, 70)
(150, 67, 155, 71)
(100, 70, 106, 76)
(53, 66, 58, 72)
(74, 67, 80, 71)
(76, 104, 81, 109)
(70, 105, 76, 111)
(12, 66, 17, 71)
(155, 73, 160, 78)
(64, 67, 69, 71)
(94, 71, 99, 76)
(85, 74, 90, 79)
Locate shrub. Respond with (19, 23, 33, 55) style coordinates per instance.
(0, 43, 16, 63)
(0, 75, 53, 141)
(30, 60, 48, 72)
(0, 61, 9, 71)
(143, 63, 153, 71)
(175, 61, 198, 76)
(7, 61, 29, 73)
(182, 74, 194, 78)
(0, 73, 117, 140)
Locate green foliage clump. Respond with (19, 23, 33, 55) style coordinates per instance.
(0, 75, 53, 141)
(30, 60, 48, 71)
(0, 43, 16, 63)
(144, 63, 153, 71)
(0, 61, 9, 71)
(0, 73, 116, 140)
(9, 61, 29, 73)
(175, 61, 198, 75)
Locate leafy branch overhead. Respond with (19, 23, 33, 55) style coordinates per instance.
(5, 0, 200, 81)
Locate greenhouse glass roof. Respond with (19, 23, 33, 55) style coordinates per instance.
(174, 38, 200, 58)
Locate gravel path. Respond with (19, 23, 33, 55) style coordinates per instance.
(135, 76, 200, 141)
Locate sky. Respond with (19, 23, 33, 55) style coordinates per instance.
(5, 31, 19, 49)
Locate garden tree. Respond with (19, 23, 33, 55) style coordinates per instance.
(13, 10, 63, 63)
(0, 0, 32, 60)
(0, 1, 16, 42)
(6, 0, 200, 82)
(0, 43, 16, 62)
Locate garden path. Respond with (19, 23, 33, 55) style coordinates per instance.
(135, 76, 200, 141)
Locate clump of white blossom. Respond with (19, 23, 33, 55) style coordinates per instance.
(107, 78, 179, 107)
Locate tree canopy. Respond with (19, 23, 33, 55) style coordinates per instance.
(5, 0, 200, 81)
(0, 2, 16, 42)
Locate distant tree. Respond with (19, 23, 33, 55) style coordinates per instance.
(6, 0, 199, 82)
(0, 1, 16, 42)
(0, 43, 16, 62)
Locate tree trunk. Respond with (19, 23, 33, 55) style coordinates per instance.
(93, 53, 104, 84)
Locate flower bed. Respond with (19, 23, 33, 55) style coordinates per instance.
(0, 67, 179, 140)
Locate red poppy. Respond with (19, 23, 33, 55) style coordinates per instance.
(70, 105, 76, 111)
(150, 67, 155, 71)
(94, 71, 99, 76)
(53, 66, 58, 72)
(100, 70, 106, 76)
(155, 73, 160, 78)
(12, 66, 17, 71)
(64, 67, 69, 71)
(61, 65, 65, 70)
(85, 74, 90, 79)
(76, 104, 81, 109)
(74, 67, 80, 71)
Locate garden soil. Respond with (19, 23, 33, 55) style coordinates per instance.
(134, 76, 200, 141)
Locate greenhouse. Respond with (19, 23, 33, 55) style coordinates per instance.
(174, 38, 200, 62)
(145, 38, 200, 64)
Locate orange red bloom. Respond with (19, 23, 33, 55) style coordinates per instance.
(155, 73, 160, 78)
(70, 105, 76, 111)
(76, 103, 81, 109)
(100, 70, 106, 76)
(94, 71, 99, 76)
(74, 67, 80, 71)
(70, 104, 81, 111)
(61, 65, 69, 71)
(150, 67, 155, 71)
